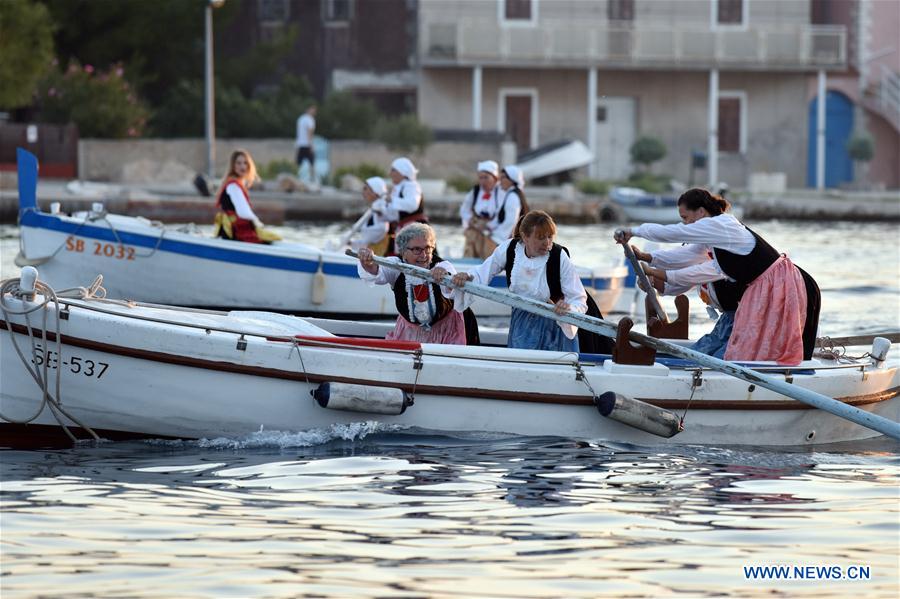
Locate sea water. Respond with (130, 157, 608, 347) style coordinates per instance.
(1, 220, 898, 598)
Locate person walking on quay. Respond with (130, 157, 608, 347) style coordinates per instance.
(295, 104, 317, 184)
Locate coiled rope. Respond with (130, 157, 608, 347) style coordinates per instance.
(0, 275, 107, 443)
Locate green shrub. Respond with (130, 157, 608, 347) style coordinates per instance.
(330, 163, 385, 187)
(625, 172, 671, 193)
(36, 61, 149, 138)
(150, 75, 312, 138)
(258, 159, 296, 180)
(630, 136, 667, 172)
(374, 114, 432, 153)
(317, 91, 379, 140)
(446, 174, 475, 193)
(577, 179, 610, 195)
(847, 135, 874, 162)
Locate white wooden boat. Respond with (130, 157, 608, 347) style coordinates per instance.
(13, 150, 625, 318)
(2, 270, 897, 448)
(610, 186, 745, 223)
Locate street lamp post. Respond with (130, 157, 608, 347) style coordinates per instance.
(204, 0, 225, 179)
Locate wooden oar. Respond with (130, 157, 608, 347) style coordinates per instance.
(617, 235, 668, 323)
(347, 249, 900, 441)
(817, 332, 900, 346)
(334, 209, 372, 249)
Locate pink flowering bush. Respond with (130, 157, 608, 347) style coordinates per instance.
(35, 61, 149, 138)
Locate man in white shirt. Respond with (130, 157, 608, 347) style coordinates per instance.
(295, 104, 317, 183)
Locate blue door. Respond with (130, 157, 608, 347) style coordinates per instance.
(807, 91, 854, 188)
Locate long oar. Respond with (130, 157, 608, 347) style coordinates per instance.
(332, 209, 372, 250)
(817, 331, 900, 346)
(619, 236, 668, 323)
(347, 249, 900, 441)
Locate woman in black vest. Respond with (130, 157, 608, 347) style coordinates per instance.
(451, 211, 588, 352)
(616, 188, 820, 364)
(357, 223, 475, 345)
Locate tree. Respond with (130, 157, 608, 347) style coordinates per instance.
(0, 1, 55, 109)
(629, 136, 667, 173)
(847, 134, 874, 189)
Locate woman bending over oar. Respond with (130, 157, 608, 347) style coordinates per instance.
(616, 187, 820, 365)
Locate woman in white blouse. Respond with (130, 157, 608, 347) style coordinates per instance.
(357, 223, 470, 345)
(616, 188, 819, 365)
(352, 176, 392, 255)
(452, 210, 587, 352)
(385, 157, 427, 229)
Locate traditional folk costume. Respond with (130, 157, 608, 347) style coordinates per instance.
(631, 214, 820, 365)
(353, 177, 392, 256)
(213, 178, 281, 244)
(357, 254, 469, 345)
(459, 160, 524, 259)
(459, 239, 588, 352)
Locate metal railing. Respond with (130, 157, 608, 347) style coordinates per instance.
(421, 19, 846, 70)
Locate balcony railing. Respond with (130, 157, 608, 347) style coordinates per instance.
(421, 19, 846, 70)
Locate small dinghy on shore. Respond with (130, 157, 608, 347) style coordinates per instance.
(2, 266, 897, 448)
(12, 149, 626, 318)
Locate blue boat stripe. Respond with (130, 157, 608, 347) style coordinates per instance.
(23, 211, 620, 288)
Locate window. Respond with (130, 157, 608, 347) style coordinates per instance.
(258, 0, 288, 23)
(500, 0, 536, 26)
(717, 0, 744, 25)
(323, 0, 352, 23)
(505, 0, 531, 20)
(718, 95, 743, 153)
(608, 0, 634, 21)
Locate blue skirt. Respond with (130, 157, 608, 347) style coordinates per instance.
(691, 311, 735, 359)
(508, 308, 579, 352)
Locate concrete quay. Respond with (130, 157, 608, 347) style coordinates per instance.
(1, 177, 898, 225)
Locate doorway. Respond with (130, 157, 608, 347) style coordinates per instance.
(594, 96, 635, 180)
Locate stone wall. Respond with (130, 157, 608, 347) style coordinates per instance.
(77, 138, 515, 183)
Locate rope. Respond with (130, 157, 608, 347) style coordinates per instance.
(813, 337, 871, 363)
(0, 275, 104, 443)
(679, 369, 702, 430)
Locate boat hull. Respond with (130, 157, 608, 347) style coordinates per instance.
(18, 211, 625, 318)
(2, 294, 896, 447)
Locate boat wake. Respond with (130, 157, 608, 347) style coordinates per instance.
(145, 422, 404, 450)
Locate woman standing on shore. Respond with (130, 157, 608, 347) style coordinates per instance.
(616, 187, 820, 364)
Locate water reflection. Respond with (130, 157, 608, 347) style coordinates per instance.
(1, 434, 898, 598)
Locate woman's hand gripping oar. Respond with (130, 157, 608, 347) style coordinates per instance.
(615, 229, 668, 323)
(346, 248, 900, 441)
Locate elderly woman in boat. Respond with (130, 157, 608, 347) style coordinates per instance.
(213, 149, 281, 244)
(616, 187, 820, 365)
(351, 176, 393, 255)
(451, 210, 594, 352)
(357, 223, 477, 345)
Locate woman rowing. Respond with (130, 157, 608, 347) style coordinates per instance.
(615, 187, 820, 365)
(357, 223, 478, 345)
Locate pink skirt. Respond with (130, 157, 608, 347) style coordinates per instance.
(386, 311, 468, 345)
(724, 255, 807, 365)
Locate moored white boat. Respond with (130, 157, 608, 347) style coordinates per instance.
(2, 272, 897, 447)
(13, 150, 626, 318)
(610, 186, 744, 223)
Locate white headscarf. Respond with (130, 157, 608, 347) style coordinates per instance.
(364, 176, 387, 197)
(502, 165, 525, 189)
(390, 157, 418, 181)
(477, 160, 500, 177)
